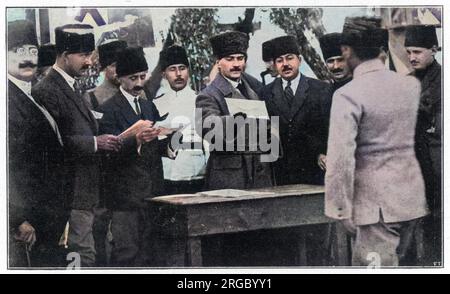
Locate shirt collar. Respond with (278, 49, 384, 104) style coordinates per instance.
(120, 86, 140, 103)
(53, 64, 76, 91)
(223, 75, 241, 89)
(282, 72, 301, 91)
(8, 74, 32, 96)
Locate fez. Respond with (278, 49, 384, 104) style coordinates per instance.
(404, 25, 439, 49)
(116, 47, 148, 77)
(210, 31, 249, 59)
(8, 20, 38, 50)
(98, 40, 128, 69)
(55, 24, 95, 54)
(319, 33, 343, 60)
(262, 40, 274, 62)
(159, 45, 190, 70)
(38, 44, 57, 68)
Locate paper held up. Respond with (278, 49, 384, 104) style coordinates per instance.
(225, 98, 269, 119)
(118, 119, 153, 140)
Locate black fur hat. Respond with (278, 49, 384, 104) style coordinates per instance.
(38, 44, 57, 68)
(269, 36, 300, 60)
(404, 25, 439, 49)
(55, 24, 95, 54)
(8, 20, 38, 50)
(319, 33, 343, 60)
(210, 31, 249, 59)
(98, 40, 128, 70)
(342, 16, 388, 50)
(159, 45, 190, 70)
(262, 40, 274, 62)
(116, 46, 148, 77)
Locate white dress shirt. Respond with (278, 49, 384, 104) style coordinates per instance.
(281, 72, 301, 93)
(119, 86, 142, 115)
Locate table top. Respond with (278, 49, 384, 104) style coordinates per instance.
(146, 184, 325, 206)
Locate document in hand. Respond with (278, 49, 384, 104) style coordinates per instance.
(118, 120, 153, 140)
(225, 98, 269, 119)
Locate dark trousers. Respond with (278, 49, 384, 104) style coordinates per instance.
(110, 208, 151, 267)
(92, 207, 112, 267)
(164, 179, 205, 195)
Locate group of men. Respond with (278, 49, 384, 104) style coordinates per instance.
(8, 14, 441, 268)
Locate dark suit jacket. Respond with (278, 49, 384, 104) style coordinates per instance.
(261, 74, 332, 185)
(98, 92, 166, 210)
(196, 73, 274, 190)
(413, 60, 441, 213)
(32, 68, 101, 210)
(8, 80, 68, 239)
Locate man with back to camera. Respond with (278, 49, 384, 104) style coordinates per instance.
(325, 26, 428, 266)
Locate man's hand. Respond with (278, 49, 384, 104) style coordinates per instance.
(157, 127, 176, 137)
(340, 218, 357, 236)
(96, 134, 122, 152)
(15, 221, 36, 247)
(318, 154, 327, 171)
(136, 125, 161, 145)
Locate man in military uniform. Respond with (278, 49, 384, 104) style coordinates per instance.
(405, 25, 442, 265)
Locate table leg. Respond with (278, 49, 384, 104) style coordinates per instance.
(186, 237, 203, 266)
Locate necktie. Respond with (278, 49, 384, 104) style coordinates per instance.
(284, 80, 294, 106)
(133, 97, 142, 116)
(237, 81, 249, 99)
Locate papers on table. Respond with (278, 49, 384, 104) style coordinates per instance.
(225, 98, 269, 119)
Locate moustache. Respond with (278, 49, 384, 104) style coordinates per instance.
(19, 61, 37, 69)
(230, 67, 242, 72)
(133, 86, 144, 91)
(282, 66, 293, 72)
(174, 78, 185, 83)
(331, 69, 344, 74)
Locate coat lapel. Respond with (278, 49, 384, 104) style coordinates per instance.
(289, 74, 309, 118)
(270, 78, 292, 121)
(49, 69, 98, 132)
(114, 93, 141, 127)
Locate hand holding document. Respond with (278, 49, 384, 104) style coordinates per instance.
(118, 119, 153, 140)
(225, 98, 269, 119)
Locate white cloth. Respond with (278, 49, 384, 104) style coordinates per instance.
(9, 74, 63, 146)
(153, 79, 209, 181)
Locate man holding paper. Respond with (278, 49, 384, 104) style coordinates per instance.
(32, 24, 122, 267)
(196, 31, 274, 190)
(153, 45, 208, 195)
(98, 47, 174, 266)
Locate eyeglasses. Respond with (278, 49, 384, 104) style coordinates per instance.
(14, 46, 38, 56)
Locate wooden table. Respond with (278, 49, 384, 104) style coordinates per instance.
(146, 184, 349, 267)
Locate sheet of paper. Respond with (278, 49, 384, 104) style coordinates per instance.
(225, 98, 269, 119)
(197, 189, 275, 198)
